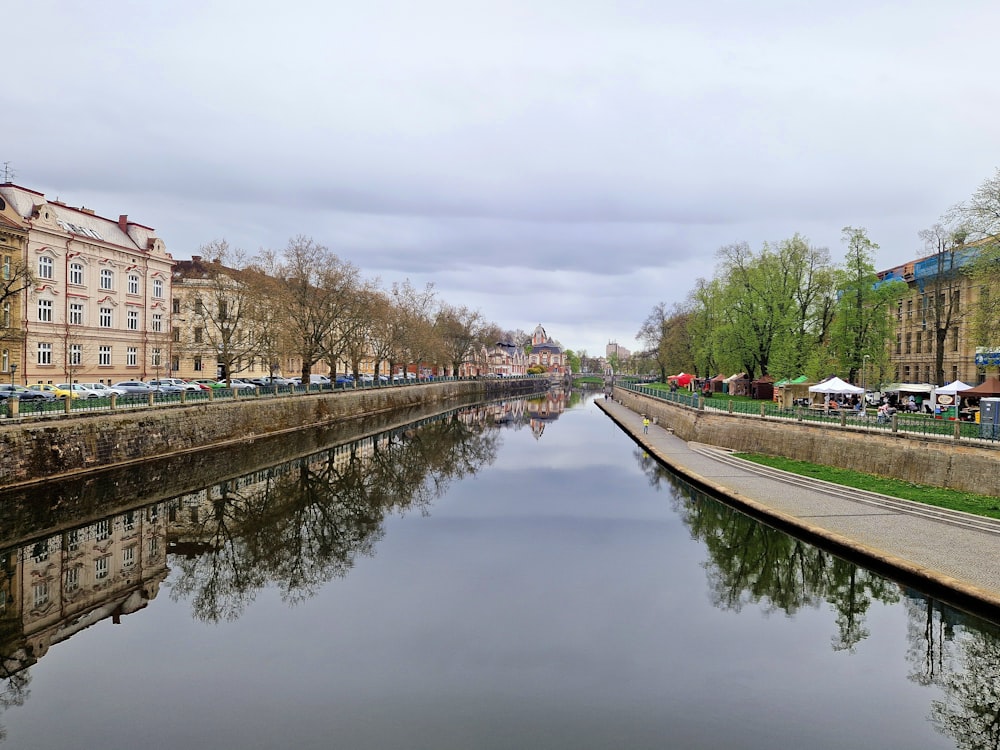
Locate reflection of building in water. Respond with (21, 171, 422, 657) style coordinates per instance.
(459, 399, 530, 428)
(167, 432, 393, 549)
(526, 390, 568, 438)
(1, 503, 169, 677)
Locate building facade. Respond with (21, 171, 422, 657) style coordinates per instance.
(528, 323, 568, 375)
(0, 184, 174, 386)
(0, 196, 29, 380)
(878, 246, 982, 387)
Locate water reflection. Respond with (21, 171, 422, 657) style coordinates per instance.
(633, 448, 1000, 749)
(0, 396, 548, 739)
(2, 393, 1000, 747)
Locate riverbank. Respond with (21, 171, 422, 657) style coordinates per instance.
(613, 384, 1000, 496)
(0, 378, 548, 486)
(597, 396, 1000, 622)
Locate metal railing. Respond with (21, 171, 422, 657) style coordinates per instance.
(619, 382, 999, 445)
(0, 374, 545, 422)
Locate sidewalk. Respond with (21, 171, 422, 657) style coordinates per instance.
(597, 396, 1000, 622)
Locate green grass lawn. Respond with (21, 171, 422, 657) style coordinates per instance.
(736, 453, 1000, 519)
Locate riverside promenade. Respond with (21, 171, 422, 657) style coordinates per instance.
(597, 396, 1000, 622)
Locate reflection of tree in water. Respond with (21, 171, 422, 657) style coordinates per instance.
(169, 408, 501, 622)
(0, 667, 29, 742)
(636, 454, 900, 651)
(896, 592, 1000, 750)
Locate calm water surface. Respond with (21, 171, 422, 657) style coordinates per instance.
(1, 392, 997, 749)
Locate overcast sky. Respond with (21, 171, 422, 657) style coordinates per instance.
(7, 1, 1000, 357)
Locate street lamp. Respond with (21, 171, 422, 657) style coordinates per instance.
(10, 363, 16, 386)
(862, 355, 871, 399)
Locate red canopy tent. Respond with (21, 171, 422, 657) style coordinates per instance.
(667, 372, 693, 387)
(961, 376, 1000, 397)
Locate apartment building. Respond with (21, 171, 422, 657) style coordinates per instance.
(878, 246, 982, 387)
(0, 184, 174, 385)
(0, 196, 29, 379)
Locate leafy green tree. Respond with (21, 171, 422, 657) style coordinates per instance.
(828, 227, 904, 384)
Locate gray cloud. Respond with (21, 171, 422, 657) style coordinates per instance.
(7, 0, 1000, 355)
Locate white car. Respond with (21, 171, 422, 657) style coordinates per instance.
(58, 383, 103, 399)
(78, 382, 128, 397)
(225, 379, 257, 391)
(147, 377, 202, 391)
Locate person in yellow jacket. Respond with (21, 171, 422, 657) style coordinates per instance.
(642, 416, 650, 434)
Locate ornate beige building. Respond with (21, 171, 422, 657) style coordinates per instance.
(0, 184, 174, 385)
(878, 247, 982, 387)
(0, 197, 29, 379)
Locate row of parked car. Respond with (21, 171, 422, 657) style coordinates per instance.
(0, 372, 417, 402)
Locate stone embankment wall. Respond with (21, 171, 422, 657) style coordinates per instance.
(616, 388, 1000, 496)
(0, 380, 545, 486)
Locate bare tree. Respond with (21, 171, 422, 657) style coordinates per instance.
(917, 225, 967, 385)
(177, 241, 274, 383)
(435, 303, 484, 376)
(258, 237, 361, 383)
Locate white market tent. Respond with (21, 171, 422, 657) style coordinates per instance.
(808, 376, 864, 395)
(934, 380, 973, 396)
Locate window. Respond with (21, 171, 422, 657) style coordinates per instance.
(915, 332, 922, 354)
(127, 309, 139, 330)
(69, 302, 83, 325)
(193, 327, 203, 343)
(906, 299, 913, 318)
(905, 332, 911, 354)
(171, 356, 179, 372)
(127, 347, 137, 366)
(122, 545, 135, 568)
(2, 301, 8, 328)
(38, 256, 53, 279)
(172, 329, 180, 342)
(69, 344, 82, 366)
(100, 268, 114, 290)
(38, 342, 52, 365)
(33, 581, 49, 607)
(69, 262, 84, 285)
(2, 255, 9, 279)
(152, 313, 162, 333)
(952, 328, 959, 352)
(172, 297, 180, 314)
(128, 274, 139, 295)
(37, 299, 53, 322)
(95, 556, 109, 580)
(123, 511, 135, 531)
(95, 519, 110, 540)
(67, 529, 80, 551)
(193, 356, 203, 372)
(99, 346, 111, 366)
(194, 297, 204, 315)
(99, 307, 112, 327)
(65, 567, 79, 593)
(153, 278, 164, 298)
(149, 537, 159, 557)
(1, 349, 7, 372)
(32, 540, 49, 562)
(152, 348, 161, 367)
(147, 504, 159, 522)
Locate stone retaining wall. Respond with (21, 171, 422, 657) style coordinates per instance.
(616, 388, 1000, 496)
(0, 380, 546, 486)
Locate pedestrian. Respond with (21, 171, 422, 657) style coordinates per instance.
(642, 416, 650, 434)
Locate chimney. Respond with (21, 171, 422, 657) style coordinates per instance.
(119, 214, 128, 232)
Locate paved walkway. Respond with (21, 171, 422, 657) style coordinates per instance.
(597, 396, 1000, 622)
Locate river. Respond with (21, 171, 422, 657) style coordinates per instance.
(0, 391, 996, 749)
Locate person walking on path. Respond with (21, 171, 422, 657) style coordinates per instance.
(642, 416, 650, 434)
